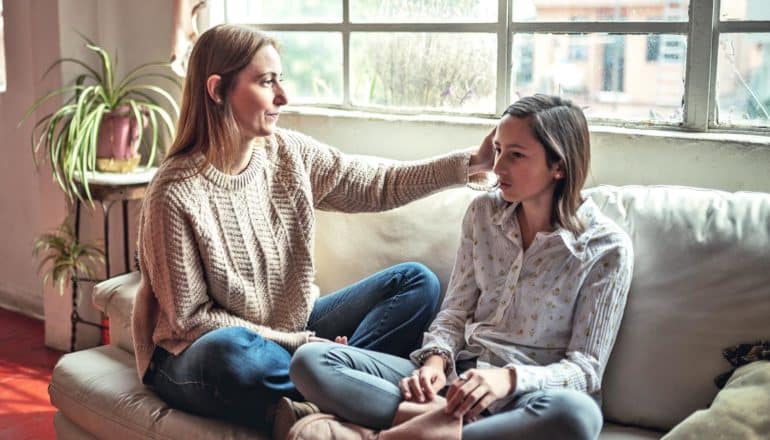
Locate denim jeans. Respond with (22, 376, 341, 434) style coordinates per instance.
(290, 343, 603, 440)
(145, 262, 440, 426)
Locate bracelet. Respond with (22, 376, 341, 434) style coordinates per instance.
(466, 172, 498, 192)
(416, 348, 453, 375)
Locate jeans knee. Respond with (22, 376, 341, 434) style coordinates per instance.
(397, 261, 440, 308)
(290, 343, 334, 394)
(543, 391, 603, 440)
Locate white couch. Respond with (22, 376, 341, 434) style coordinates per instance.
(49, 185, 770, 439)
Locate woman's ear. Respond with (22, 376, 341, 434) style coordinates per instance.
(206, 74, 223, 104)
(552, 161, 566, 180)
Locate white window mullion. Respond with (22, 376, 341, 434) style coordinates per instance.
(683, 0, 719, 130)
(342, 0, 351, 108)
(496, 0, 511, 114)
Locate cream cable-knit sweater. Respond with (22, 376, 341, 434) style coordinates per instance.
(132, 128, 472, 379)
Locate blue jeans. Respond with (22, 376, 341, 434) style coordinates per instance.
(145, 262, 440, 426)
(290, 344, 603, 440)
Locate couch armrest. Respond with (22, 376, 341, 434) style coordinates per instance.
(92, 271, 141, 354)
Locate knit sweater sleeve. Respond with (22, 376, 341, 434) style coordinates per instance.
(505, 241, 634, 397)
(283, 130, 472, 212)
(139, 184, 310, 352)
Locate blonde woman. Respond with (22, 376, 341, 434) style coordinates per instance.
(291, 95, 634, 440)
(132, 24, 494, 431)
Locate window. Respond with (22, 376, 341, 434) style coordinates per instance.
(601, 36, 625, 93)
(647, 35, 661, 61)
(208, 0, 770, 132)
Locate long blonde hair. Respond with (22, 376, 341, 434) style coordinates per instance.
(165, 24, 278, 173)
(503, 94, 590, 235)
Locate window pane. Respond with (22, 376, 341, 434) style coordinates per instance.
(350, 33, 496, 113)
(716, 33, 770, 128)
(350, 0, 497, 23)
(514, 0, 689, 22)
(511, 34, 686, 123)
(721, 1, 770, 21)
(270, 32, 343, 104)
(220, 0, 341, 24)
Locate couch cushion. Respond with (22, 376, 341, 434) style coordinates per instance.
(53, 412, 97, 440)
(601, 423, 663, 439)
(585, 185, 770, 431)
(93, 271, 141, 354)
(314, 187, 478, 296)
(49, 344, 268, 439)
(661, 360, 770, 439)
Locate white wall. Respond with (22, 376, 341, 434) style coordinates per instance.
(1, 0, 768, 350)
(280, 110, 770, 193)
(0, 0, 66, 320)
(0, 0, 173, 350)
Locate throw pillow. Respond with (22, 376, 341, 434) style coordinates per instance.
(663, 360, 770, 439)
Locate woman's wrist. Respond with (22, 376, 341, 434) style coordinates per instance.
(468, 151, 486, 175)
(423, 355, 447, 372)
(415, 347, 453, 375)
(506, 367, 517, 395)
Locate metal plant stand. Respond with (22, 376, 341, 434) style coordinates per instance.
(69, 169, 155, 352)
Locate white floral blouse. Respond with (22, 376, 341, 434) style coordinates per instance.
(411, 191, 634, 411)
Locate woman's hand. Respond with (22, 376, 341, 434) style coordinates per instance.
(308, 335, 348, 344)
(469, 127, 496, 175)
(445, 368, 516, 420)
(399, 355, 447, 402)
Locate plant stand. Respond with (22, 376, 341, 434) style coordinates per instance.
(70, 167, 156, 352)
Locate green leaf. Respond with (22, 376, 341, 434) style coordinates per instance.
(86, 43, 114, 98)
(123, 84, 180, 117)
(18, 85, 85, 127)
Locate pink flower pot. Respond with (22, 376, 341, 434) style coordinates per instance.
(95, 105, 148, 172)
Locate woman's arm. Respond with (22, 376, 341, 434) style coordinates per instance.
(505, 242, 634, 397)
(409, 200, 483, 375)
(139, 187, 311, 351)
(282, 129, 492, 213)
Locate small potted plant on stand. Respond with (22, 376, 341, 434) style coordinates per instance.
(20, 36, 179, 201)
(33, 217, 107, 347)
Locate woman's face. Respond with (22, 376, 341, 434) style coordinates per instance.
(492, 115, 561, 204)
(228, 45, 288, 138)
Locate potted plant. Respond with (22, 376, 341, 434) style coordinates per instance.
(20, 36, 180, 202)
(33, 217, 105, 295)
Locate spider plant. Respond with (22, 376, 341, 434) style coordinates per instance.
(33, 218, 105, 295)
(19, 36, 180, 202)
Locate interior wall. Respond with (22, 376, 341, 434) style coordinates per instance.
(0, 0, 66, 320)
(280, 112, 770, 193)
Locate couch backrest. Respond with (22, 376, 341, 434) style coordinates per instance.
(314, 185, 770, 431)
(585, 185, 770, 431)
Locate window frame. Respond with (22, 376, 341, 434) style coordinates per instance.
(208, 0, 770, 134)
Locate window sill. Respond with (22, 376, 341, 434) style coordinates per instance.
(282, 105, 770, 148)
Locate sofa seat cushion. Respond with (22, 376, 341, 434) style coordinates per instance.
(662, 360, 770, 439)
(49, 344, 268, 439)
(601, 423, 663, 439)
